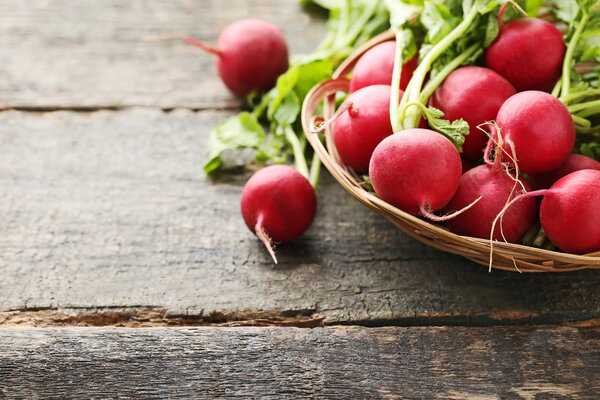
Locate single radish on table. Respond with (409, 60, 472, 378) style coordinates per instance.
(445, 164, 537, 242)
(492, 169, 600, 254)
(369, 129, 464, 220)
(491, 90, 575, 175)
(529, 154, 600, 190)
(332, 85, 395, 173)
(241, 165, 317, 263)
(429, 66, 516, 161)
(155, 19, 289, 97)
(349, 41, 418, 93)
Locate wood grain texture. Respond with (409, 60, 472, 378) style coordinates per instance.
(0, 0, 325, 109)
(0, 326, 599, 399)
(1, 109, 600, 326)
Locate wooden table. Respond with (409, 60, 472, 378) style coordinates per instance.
(1, 1, 599, 398)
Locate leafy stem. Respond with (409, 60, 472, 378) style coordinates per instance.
(417, 43, 480, 104)
(559, 88, 600, 104)
(561, 10, 590, 100)
(390, 33, 405, 133)
(309, 151, 321, 188)
(571, 114, 592, 127)
(401, 6, 480, 129)
(576, 105, 600, 118)
(568, 99, 600, 113)
(284, 126, 310, 179)
(338, 0, 380, 48)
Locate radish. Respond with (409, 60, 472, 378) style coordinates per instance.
(485, 17, 565, 92)
(429, 66, 516, 160)
(349, 41, 418, 93)
(333, 85, 394, 173)
(493, 90, 575, 175)
(369, 129, 463, 219)
(540, 170, 600, 254)
(156, 19, 289, 98)
(529, 154, 600, 190)
(241, 165, 317, 263)
(492, 169, 600, 254)
(445, 164, 537, 242)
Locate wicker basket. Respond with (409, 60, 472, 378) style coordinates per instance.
(301, 30, 600, 272)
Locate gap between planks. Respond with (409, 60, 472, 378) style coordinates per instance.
(0, 104, 242, 113)
(2, 308, 600, 329)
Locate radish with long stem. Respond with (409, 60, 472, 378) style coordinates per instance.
(148, 19, 289, 98)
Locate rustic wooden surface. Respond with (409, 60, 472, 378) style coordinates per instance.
(1, 0, 599, 396)
(1, 108, 600, 327)
(1, 326, 599, 399)
(0, 0, 325, 110)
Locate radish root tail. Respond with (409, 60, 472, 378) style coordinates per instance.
(312, 101, 354, 134)
(419, 196, 482, 222)
(480, 121, 501, 166)
(498, 0, 528, 28)
(488, 189, 550, 272)
(255, 220, 278, 264)
(144, 33, 222, 56)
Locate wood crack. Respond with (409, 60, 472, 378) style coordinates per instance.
(0, 105, 242, 113)
(2, 308, 599, 329)
(0, 308, 326, 328)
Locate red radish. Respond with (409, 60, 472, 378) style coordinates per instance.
(369, 129, 462, 219)
(241, 165, 317, 263)
(493, 90, 575, 175)
(429, 66, 516, 160)
(540, 170, 600, 254)
(445, 164, 537, 242)
(349, 41, 418, 93)
(333, 85, 394, 173)
(485, 18, 565, 92)
(493, 170, 600, 254)
(157, 19, 289, 97)
(529, 154, 600, 190)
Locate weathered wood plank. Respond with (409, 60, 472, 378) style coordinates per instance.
(0, 0, 325, 109)
(1, 109, 600, 326)
(0, 326, 598, 398)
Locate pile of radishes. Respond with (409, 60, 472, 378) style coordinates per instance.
(166, 1, 599, 263)
(340, 3, 600, 256)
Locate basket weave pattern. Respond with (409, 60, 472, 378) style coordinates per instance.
(301, 31, 600, 272)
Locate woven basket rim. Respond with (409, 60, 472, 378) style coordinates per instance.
(300, 29, 600, 273)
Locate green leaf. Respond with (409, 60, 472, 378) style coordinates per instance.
(267, 59, 333, 124)
(293, 59, 334, 100)
(385, 0, 424, 31)
(575, 0, 597, 10)
(577, 13, 600, 62)
(463, 0, 501, 14)
(298, 0, 344, 10)
(396, 28, 418, 61)
(273, 91, 301, 126)
(582, 64, 600, 87)
(483, 12, 499, 47)
(549, 0, 579, 22)
(203, 112, 266, 174)
(421, 1, 461, 43)
(419, 105, 470, 151)
(256, 133, 288, 164)
(526, 0, 544, 16)
(581, 141, 600, 160)
(354, 6, 391, 44)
